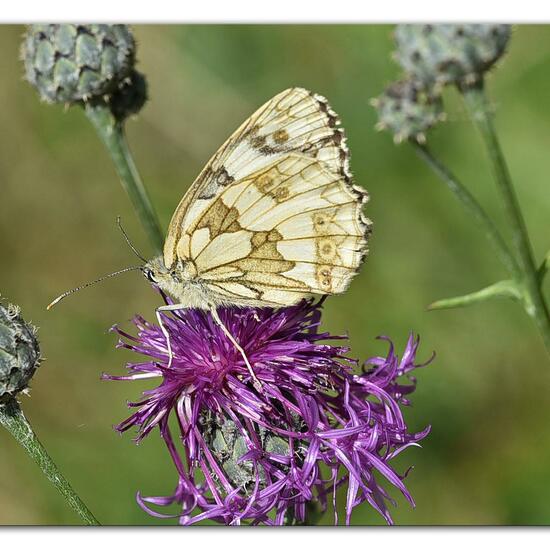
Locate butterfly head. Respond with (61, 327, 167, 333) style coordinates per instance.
(142, 256, 170, 285)
(142, 256, 199, 305)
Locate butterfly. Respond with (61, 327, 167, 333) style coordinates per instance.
(141, 87, 372, 385)
(48, 87, 371, 385)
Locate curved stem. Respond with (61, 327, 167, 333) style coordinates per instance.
(0, 398, 100, 525)
(413, 142, 518, 277)
(462, 83, 550, 355)
(85, 103, 164, 256)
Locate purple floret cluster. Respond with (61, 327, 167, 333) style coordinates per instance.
(106, 297, 431, 525)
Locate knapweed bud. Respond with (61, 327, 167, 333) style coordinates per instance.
(23, 24, 136, 104)
(371, 79, 445, 144)
(394, 24, 512, 89)
(0, 301, 41, 403)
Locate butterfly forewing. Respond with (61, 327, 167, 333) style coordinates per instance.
(163, 87, 371, 307)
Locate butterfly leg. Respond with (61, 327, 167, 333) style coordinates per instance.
(209, 306, 262, 389)
(155, 303, 186, 367)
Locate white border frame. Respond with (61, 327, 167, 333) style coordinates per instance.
(3, 1, 550, 23)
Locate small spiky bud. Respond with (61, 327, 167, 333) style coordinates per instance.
(371, 79, 445, 144)
(23, 24, 136, 105)
(394, 24, 512, 89)
(0, 301, 41, 403)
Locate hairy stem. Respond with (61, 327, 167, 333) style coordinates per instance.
(413, 142, 518, 276)
(0, 398, 100, 525)
(462, 83, 550, 355)
(85, 103, 164, 256)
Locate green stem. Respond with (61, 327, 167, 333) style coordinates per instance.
(0, 398, 99, 525)
(85, 103, 164, 256)
(462, 83, 550, 355)
(413, 142, 518, 276)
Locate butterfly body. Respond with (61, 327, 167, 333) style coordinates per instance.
(145, 255, 272, 310)
(145, 87, 372, 315)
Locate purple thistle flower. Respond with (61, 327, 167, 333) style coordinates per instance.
(105, 297, 431, 525)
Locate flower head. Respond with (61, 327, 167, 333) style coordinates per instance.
(394, 24, 511, 89)
(371, 78, 445, 144)
(106, 297, 431, 525)
(0, 300, 41, 403)
(23, 24, 146, 120)
(23, 25, 135, 104)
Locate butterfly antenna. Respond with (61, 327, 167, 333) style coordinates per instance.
(116, 216, 148, 263)
(47, 266, 142, 310)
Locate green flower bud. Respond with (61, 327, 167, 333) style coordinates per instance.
(371, 79, 445, 144)
(394, 24, 512, 88)
(0, 301, 41, 403)
(23, 24, 136, 104)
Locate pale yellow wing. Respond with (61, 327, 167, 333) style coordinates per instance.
(165, 88, 371, 307)
(163, 87, 367, 266)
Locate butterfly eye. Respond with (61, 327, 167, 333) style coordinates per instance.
(143, 268, 156, 283)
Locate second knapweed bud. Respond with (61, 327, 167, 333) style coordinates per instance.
(371, 79, 445, 144)
(0, 301, 41, 403)
(394, 24, 512, 89)
(23, 24, 140, 113)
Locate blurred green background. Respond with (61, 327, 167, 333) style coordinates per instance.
(1, 24, 550, 525)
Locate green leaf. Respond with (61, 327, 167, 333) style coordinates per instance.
(428, 279, 522, 311)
